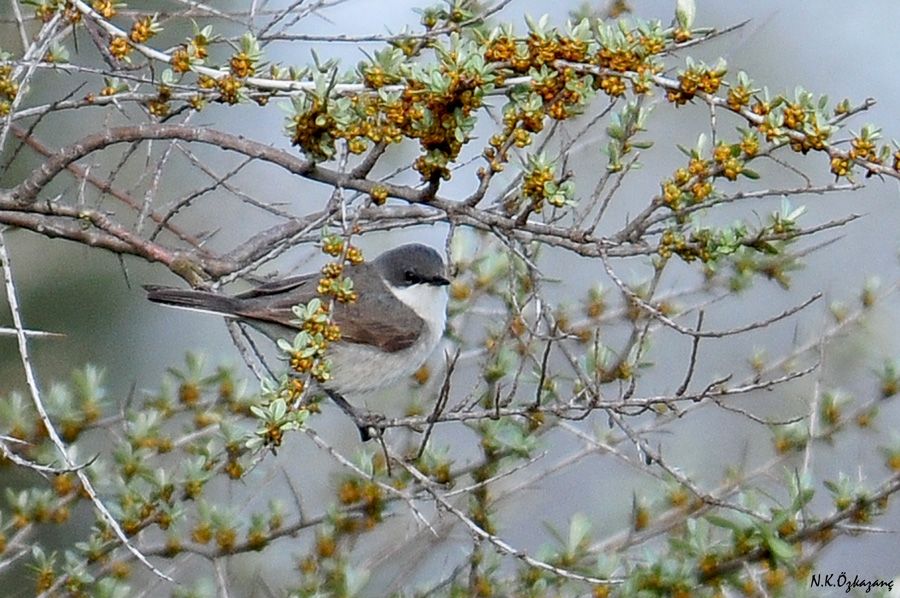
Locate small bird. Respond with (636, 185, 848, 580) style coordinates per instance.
(145, 243, 450, 439)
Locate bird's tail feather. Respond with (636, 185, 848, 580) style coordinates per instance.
(143, 285, 240, 317)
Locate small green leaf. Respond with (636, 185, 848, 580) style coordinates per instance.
(706, 514, 742, 531)
(272, 398, 287, 420)
(675, 0, 696, 30)
(567, 513, 592, 553)
(765, 534, 796, 562)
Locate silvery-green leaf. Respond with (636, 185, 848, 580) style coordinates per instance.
(675, 0, 696, 30)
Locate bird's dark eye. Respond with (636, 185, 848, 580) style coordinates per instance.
(404, 270, 418, 283)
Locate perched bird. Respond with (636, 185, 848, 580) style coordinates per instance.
(145, 243, 450, 439)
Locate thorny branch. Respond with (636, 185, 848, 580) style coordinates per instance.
(0, 230, 174, 584)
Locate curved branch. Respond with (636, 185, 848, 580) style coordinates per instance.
(11, 124, 313, 205)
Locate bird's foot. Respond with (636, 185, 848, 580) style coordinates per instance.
(355, 413, 387, 442)
(325, 390, 386, 442)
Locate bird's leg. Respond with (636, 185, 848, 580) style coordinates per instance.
(324, 389, 384, 442)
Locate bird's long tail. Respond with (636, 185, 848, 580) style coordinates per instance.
(143, 285, 241, 317)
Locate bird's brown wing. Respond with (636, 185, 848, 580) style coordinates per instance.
(234, 264, 424, 353)
(330, 281, 424, 352)
(234, 273, 319, 299)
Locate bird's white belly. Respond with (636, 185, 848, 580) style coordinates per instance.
(326, 341, 429, 395)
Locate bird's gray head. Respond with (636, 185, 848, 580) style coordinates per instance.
(374, 244, 450, 288)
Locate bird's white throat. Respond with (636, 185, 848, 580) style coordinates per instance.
(387, 282, 448, 338)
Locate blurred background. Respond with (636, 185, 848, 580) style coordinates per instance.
(1, 0, 899, 594)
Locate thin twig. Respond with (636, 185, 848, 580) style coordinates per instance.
(0, 229, 175, 586)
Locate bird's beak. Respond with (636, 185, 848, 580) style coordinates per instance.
(432, 275, 451, 286)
